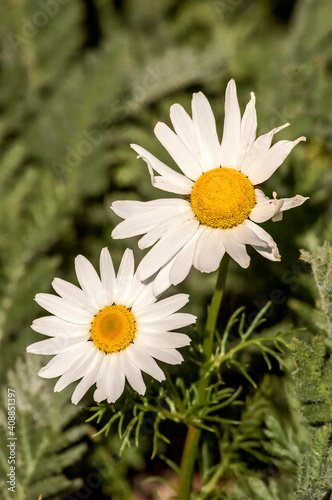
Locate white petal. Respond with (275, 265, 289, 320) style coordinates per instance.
(54, 347, 99, 392)
(223, 229, 250, 268)
(194, 227, 225, 273)
(104, 354, 126, 403)
(243, 220, 280, 262)
(135, 339, 184, 365)
(131, 144, 194, 191)
(220, 79, 241, 169)
(192, 92, 221, 171)
(93, 355, 109, 402)
(152, 258, 175, 297)
(112, 204, 190, 240)
(31, 316, 90, 337)
(131, 282, 157, 313)
(71, 349, 104, 404)
(278, 194, 309, 212)
(136, 219, 200, 281)
(137, 331, 191, 349)
(154, 122, 202, 180)
(27, 335, 88, 354)
(38, 342, 92, 378)
(241, 123, 290, 177)
(114, 248, 134, 305)
(231, 223, 267, 247)
(137, 313, 196, 333)
(118, 351, 146, 395)
(135, 294, 189, 322)
(249, 192, 284, 223)
(150, 176, 193, 195)
(238, 92, 257, 166)
(169, 226, 204, 285)
(138, 209, 194, 250)
(52, 278, 97, 314)
(99, 248, 115, 299)
(111, 198, 190, 219)
(35, 294, 93, 324)
(170, 103, 200, 156)
(247, 137, 306, 185)
(75, 255, 106, 310)
(126, 344, 165, 382)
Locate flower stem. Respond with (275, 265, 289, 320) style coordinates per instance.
(178, 256, 229, 499)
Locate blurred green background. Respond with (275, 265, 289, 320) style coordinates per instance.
(0, 0, 331, 498)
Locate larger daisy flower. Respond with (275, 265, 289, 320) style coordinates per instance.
(27, 248, 195, 404)
(111, 80, 308, 295)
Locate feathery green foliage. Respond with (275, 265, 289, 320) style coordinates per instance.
(0, 355, 90, 499)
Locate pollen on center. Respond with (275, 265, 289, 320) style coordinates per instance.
(190, 167, 256, 229)
(90, 305, 136, 354)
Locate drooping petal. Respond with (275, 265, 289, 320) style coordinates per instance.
(130, 144, 194, 193)
(220, 79, 241, 169)
(54, 347, 100, 393)
(154, 121, 202, 180)
(249, 191, 284, 223)
(243, 220, 280, 261)
(231, 223, 267, 247)
(277, 194, 309, 213)
(192, 92, 221, 171)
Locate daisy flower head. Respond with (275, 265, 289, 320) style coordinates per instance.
(27, 248, 195, 405)
(111, 79, 308, 294)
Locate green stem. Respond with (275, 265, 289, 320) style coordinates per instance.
(178, 256, 229, 499)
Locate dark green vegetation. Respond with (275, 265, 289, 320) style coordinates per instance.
(0, 0, 331, 498)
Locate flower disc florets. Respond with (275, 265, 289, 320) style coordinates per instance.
(90, 305, 136, 354)
(190, 167, 256, 229)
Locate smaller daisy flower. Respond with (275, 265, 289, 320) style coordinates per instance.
(27, 248, 195, 405)
(111, 79, 309, 295)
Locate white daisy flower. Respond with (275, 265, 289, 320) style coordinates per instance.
(27, 248, 195, 405)
(111, 79, 308, 295)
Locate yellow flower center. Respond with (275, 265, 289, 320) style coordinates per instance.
(90, 305, 136, 354)
(190, 167, 256, 229)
